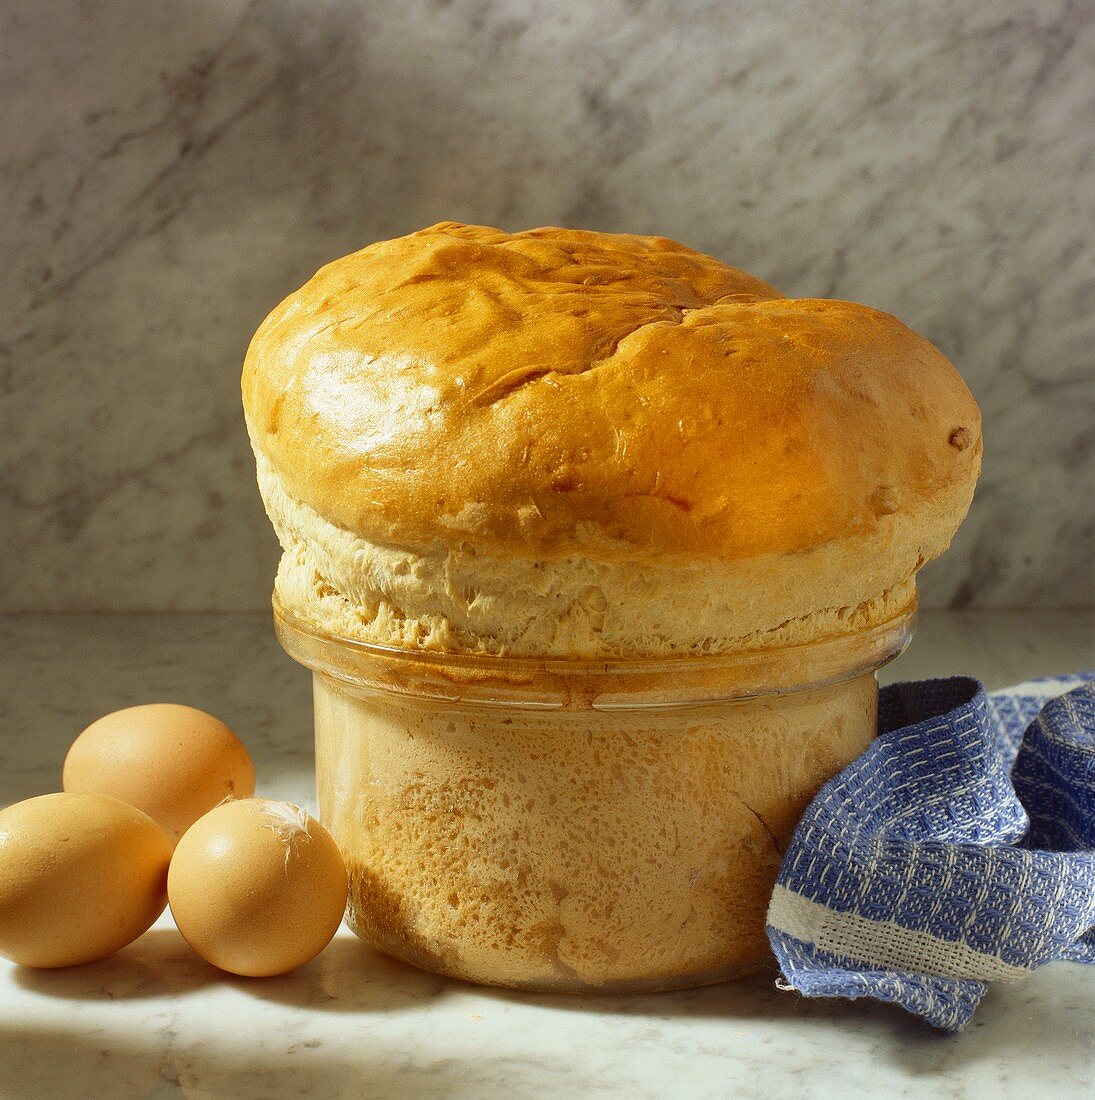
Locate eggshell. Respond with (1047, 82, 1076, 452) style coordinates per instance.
(0, 792, 172, 968)
(63, 703, 255, 845)
(168, 799, 347, 977)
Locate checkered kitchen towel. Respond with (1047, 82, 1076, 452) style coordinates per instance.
(766, 673, 1095, 1031)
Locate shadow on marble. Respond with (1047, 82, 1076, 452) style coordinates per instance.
(11, 928, 209, 1002)
(0, 1025, 515, 1100)
(241, 935, 452, 1015)
(476, 961, 1094, 1076)
(256, 939, 1095, 1078)
(12, 927, 443, 1016)
(5, 930, 1090, 1097)
(16, 923, 1090, 1061)
(472, 962, 872, 1023)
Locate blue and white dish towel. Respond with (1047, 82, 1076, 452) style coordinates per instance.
(766, 673, 1095, 1031)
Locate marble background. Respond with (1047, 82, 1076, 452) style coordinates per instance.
(2, 0, 1092, 612)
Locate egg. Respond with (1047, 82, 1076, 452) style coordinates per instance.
(168, 799, 347, 977)
(63, 703, 255, 845)
(0, 792, 172, 968)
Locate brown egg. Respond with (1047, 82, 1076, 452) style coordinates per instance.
(168, 799, 347, 977)
(0, 792, 172, 968)
(63, 703, 255, 845)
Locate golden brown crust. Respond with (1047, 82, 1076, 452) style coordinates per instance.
(243, 221, 980, 572)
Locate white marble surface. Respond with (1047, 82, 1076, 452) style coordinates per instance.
(0, 610, 1092, 1098)
(2, 1, 1093, 614)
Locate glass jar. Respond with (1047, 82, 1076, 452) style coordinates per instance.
(274, 597, 913, 993)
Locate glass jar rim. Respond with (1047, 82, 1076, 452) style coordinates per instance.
(272, 594, 916, 711)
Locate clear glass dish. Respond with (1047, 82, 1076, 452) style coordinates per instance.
(274, 596, 914, 993)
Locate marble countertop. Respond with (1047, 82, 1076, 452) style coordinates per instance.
(1, 610, 1091, 1099)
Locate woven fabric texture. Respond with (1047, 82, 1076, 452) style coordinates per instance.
(765, 673, 1095, 1031)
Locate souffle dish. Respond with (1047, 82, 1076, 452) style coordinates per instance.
(243, 221, 981, 991)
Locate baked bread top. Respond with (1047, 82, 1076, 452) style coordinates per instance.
(243, 222, 981, 656)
